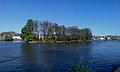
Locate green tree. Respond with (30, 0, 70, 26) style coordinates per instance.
(21, 19, 34, 41)
(4, 35, 13, 41)
(79, 28, 92, 41)
(83, 28, 92, 41)
(33, 20, 39, 40)
(21, 19, 92, 42)
(48, 25, 53, 40)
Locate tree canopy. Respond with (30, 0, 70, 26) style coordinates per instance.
(21, 19, 34, 41)
(21, 19, 92, 42)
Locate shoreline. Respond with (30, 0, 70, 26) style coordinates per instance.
(27, 40, 90, 44)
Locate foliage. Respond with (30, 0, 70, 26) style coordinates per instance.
(69, 58, 92, 72)
(21, 19, 92, 42)
(69, 62, 91, 72)
(21, 19, 34, 41)
(4, 35, 13, 41)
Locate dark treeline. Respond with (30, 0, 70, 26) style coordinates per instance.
(21, 19, 92, 42)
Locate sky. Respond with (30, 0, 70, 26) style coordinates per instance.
(0, 0, 120, 36)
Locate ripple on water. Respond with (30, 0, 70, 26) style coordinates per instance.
(0, 41, 120, 72)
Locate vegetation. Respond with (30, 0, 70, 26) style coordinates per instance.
(21, 19, 34, 41)
(0, 31, 18, 41)
(21, 19, 92, 42)
(69, 58, 92, 72)
(4, 35, 13, 41)
(69, 62, 91, 72)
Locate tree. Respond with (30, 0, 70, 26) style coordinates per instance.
(5, 35, 13, 41)
(79, 28, 92, 41)
(59, 25, 66, 41)
(71, 26, 79, 41)
(33, 20, 39, 40)
(21, 19, 92, 42)
(83, 28, 92, 40)
(38, 21, 44, 40)
(21, 19, 34, 41)
(47, 24, 54, 40)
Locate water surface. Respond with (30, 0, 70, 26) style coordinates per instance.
(0, 41, 120, 72)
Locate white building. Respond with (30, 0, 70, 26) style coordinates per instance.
(99, 37, 104, 40)
(107, 37, 111, 40)
(12, 36, 21, 40)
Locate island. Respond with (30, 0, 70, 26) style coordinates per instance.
(21, 19, 92, 43)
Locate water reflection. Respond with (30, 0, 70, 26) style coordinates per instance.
(21, 43, 35, 64)
(21, 42, 93, 72)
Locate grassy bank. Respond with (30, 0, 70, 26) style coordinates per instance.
(27, 40, 91, 43)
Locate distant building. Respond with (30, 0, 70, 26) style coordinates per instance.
(0, 35, 3, 40)
(0, 31, 21, 41)
(99, 37, 105, 40)
(93, 35, 120, 41)
(0, 34, 5, 41)
(107, 37, 111, 40)
(12, 36, 22, 40)
(94, 36, 105, 40)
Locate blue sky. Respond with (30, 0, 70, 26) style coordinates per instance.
(0, 0, 120, 35)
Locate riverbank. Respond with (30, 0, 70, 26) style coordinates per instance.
(27, 40, 90, 43)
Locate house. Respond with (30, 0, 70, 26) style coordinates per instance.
(95, 36, 105, 40)
(12, 36, 22, 40)
(93, 35, 120, 41)
(0, 31, 21, 41)
(107, 37, 111, 40)
(0, 34, 5, 41)
(0, 35, 2, 41)
(99, 37, 105, 40)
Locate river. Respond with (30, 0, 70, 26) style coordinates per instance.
(0, 41, 120, 72)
